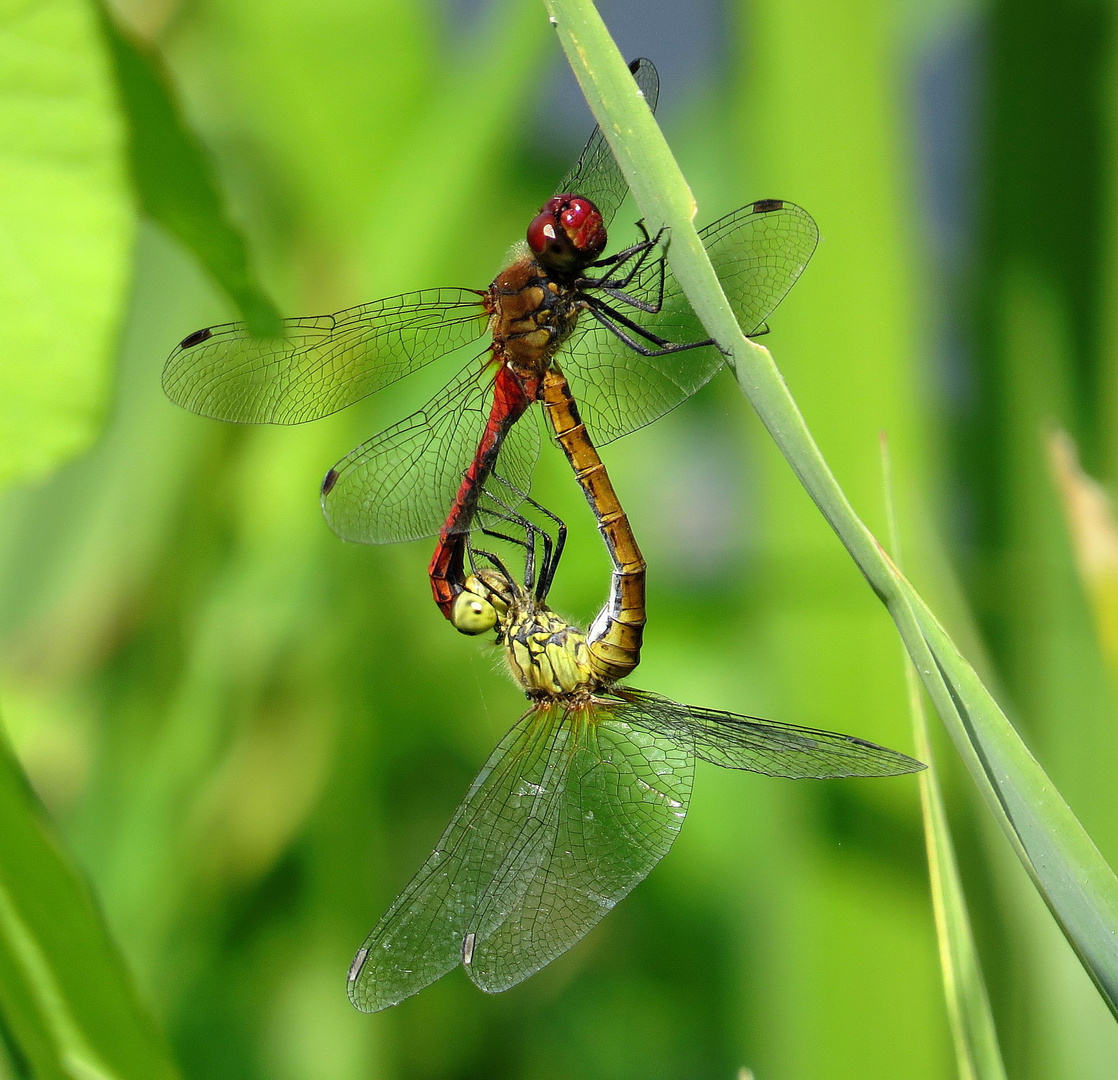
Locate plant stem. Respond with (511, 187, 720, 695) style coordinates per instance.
(542, 0, 1118, 1017)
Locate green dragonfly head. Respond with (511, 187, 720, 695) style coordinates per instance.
(450, 569, 516, 635)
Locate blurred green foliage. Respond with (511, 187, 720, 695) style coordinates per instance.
(2, 0, 1118, 1077)
(98, 2, 281, 335)
(0, 0, 132, 490)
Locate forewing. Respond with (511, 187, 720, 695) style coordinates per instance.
(163, 288, 487, 424)
(562, 200, 819, 444)
(704, 200, 819, 335)
(552, 58, 659, 229)
(321, 354, 539, 545)
(611, 689, 925, 779)
(346, 703, 692, 1011)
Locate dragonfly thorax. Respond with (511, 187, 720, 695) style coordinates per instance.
(503, 606, 595, 697)
(486, 259, 583, 382)
(454, 570, 599, 697)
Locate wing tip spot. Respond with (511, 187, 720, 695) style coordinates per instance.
(462, 932, 476, 966)
(179, 327, 213, 349)
(348, 947, 369, 982)
(752, 199, 784, 214)
(322, 468, 339, 495)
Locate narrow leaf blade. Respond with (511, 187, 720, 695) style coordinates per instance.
(97, 6, 281, 335)
(882, 438, 1008, 1080)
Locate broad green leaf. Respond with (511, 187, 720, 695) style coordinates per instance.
(0, 10, 177, 1066)
(0, 0, 133, 488)
(96, 6, 280, 335)
(0, 724, 179, 1080)
(883, 439, 1008, 1080)
(544, 0, 1118, 1019)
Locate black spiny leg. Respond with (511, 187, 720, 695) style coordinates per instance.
(582, 295, 722, 358)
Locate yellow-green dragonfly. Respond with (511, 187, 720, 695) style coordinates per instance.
(347, 501, 924, 1012)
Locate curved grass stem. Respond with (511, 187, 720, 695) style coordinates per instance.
(542, 0, 1118, 1018)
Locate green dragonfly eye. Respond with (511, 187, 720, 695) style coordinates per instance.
(451, 590, 497, 635)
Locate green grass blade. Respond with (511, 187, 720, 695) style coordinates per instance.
(905, 668, 1008, 1080)
(882, 438, 1008, 1080)
(543, 0, 1118, 1018)
(0, 725, 179, 1080)
(0, 0, 133, 488)
(96, 5, 281, 335)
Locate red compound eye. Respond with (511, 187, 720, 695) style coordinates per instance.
(556, 196, 606, 257)
(526, 195, 607, 269)
(560, 198, 593, 229)
(527, 209, 556, 255)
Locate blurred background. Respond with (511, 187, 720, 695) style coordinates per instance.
(3, 0, 1118, 1076)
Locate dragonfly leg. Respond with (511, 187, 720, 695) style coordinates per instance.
(471, 507, 536, 593)
(582, 297, 720, 357)
(475, 493, 545, 594)
(597, 235, 670, 313)
(595, 281, 664, 314)
(466, 542, 517, 590)
(580, 224, 665, 293)
(478, 532, 534, 593)
(535, 509, 565, 603)
(486, 472, 567, 602)
(583, 223, 655, 269)
(475, 478, 570, 600)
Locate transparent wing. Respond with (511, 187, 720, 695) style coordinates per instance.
(608, 689, 924, 779)
(163, 288, 487, 425)
(347, 701, 693, 1012)
(563, 200, 819, 444)
(321, 355, 539, 545)
(552, 58, 659, 229)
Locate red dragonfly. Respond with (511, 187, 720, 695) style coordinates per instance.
(164, 60, 817, 615)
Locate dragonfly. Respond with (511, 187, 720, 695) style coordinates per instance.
(163, 59, 818, 623)
(441, 362, 649, 681)
(345, 497, 925, 1012)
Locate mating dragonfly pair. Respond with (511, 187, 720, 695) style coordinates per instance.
(165, 59, 923, 1013)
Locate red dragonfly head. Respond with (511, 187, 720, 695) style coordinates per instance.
(527, 195, 607, 274)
